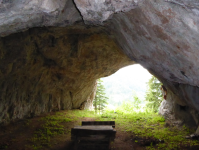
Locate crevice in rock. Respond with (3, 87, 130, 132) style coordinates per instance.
(179, 105, 188, 111)
(68, 34, 79, 58)
(69, 91, 74, 108)
(72, 0, 84, 23)
(165, 0, 199, 11)
(180, 71, 188, 78)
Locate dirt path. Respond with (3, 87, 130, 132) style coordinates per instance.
(0, 111, 144, 150)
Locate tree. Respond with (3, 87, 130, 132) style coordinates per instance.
(93, 79, 108, 114)
(145, 76, 163, 112)
(132, 92, 142, 109)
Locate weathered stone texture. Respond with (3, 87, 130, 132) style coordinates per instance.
(0, 0, 82, 36)
(159, 89, 199, 128)
(0, 27, 134, 124)
(83, 81, 97, 110)
(1, 0, 199, 127)
(74, 0, 199, 127)
(74, 0, 138, 24)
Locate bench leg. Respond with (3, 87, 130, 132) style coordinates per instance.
(73, 138, 79, 150)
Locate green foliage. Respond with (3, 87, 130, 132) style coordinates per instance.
(29, 112, 73, 149)
(145, 76, 163, 112)
(116, 92, 142, 113)
(99, 105, 198, 150)
(132, 92, 142, 109)
(101, 65, 151, 106)
(93, 79, 108, 113)
(70, 110, 100, 119)
(120, 101, 134, 112)
(25, 108, 198, 150)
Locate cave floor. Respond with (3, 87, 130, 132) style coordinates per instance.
(0, 110, 199, 150)
(0, 110, 143, 150)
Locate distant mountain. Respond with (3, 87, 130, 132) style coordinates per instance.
(101, 64, 152, 106)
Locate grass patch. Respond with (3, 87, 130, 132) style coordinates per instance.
(27, 108, 199, 150)
(28, 110, 99, 150)
(29, 111, 74, 149)
(98, 107, 199, 150)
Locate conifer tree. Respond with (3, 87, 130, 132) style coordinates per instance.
(132, 93, 141, 109)
(93, 79, 108, 114)
(145, 76, 163, 112)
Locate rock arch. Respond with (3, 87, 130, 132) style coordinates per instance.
(0, 0, 199, 127)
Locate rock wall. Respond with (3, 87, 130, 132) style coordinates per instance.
(159, 89, 199, 128)
(83, 81, 97, 110)
(0, 27, 134, 124)
(1, 0, 199, 127)
(75, 0, 199, 127)
(0, 0, 82, 36)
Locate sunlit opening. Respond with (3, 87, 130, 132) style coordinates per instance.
(102, 64, 152, 111)
(93, 64, 164, 114)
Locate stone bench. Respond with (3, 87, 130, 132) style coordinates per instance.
(71, 121, 116, 150)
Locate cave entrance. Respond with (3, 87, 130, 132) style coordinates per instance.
(100, 64, 152, 111)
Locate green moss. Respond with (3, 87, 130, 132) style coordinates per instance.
(29, 111, 75, 149)
(98, 109, 198, 150)
(28, 109, 198, 150)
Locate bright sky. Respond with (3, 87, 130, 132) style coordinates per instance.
(102, 64, 152, 107)
(118, 64, 152, 80)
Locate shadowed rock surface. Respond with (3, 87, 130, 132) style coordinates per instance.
(0, 27, 133, 124)
(1, 0, 199, 128)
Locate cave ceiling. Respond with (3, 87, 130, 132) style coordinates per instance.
(1, 0, 199, 125)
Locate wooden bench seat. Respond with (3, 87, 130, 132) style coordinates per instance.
(82, 121, 115, 128)
(71, 121, 116, 150)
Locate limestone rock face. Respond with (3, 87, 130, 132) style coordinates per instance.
(1, 0, 199, 127)
(74, 0, 138, 24)
(159, 90, 199, 128)
(0, 27, 133, 124)
(75, 0, 199, 126)
(103, 0, 199, 126)
(83, 81, 97, 110)
(0, 0, 82, 36)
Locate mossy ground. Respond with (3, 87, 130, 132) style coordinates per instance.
(0, 109, 199, 150)
(26, 110, 99, 150)
(99, 109, 199, 150)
